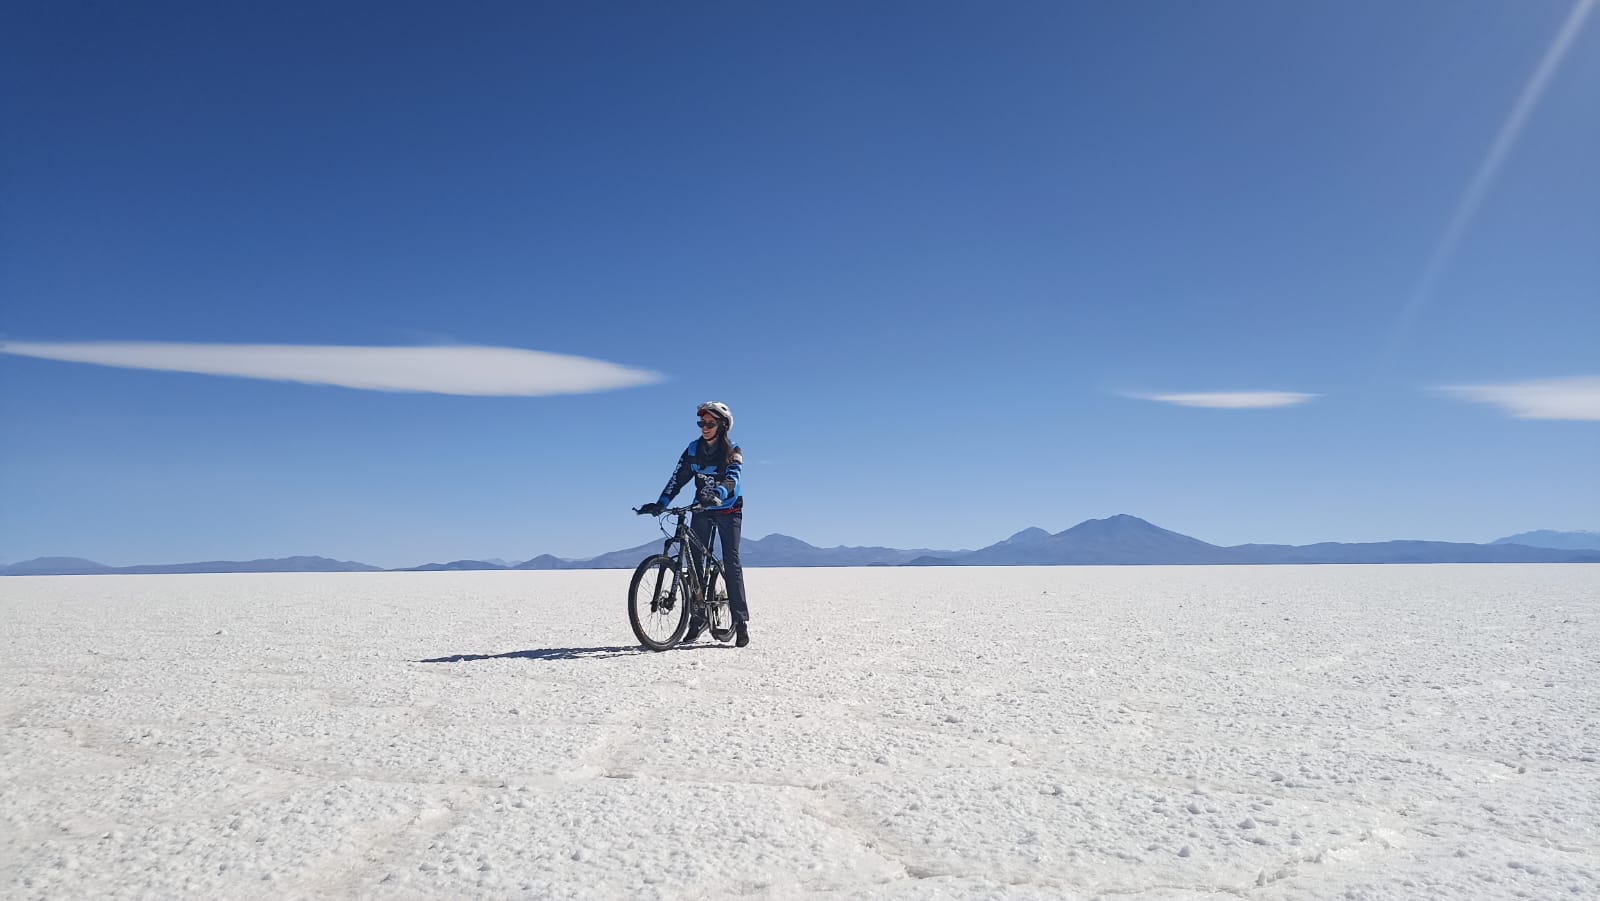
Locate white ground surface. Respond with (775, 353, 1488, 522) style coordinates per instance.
(2, 565, 1597, 900)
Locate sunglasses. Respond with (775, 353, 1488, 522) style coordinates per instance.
(697, 419, 719, 429)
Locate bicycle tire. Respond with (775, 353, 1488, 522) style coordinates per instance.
(629, 555, 690, 651)
(704, 563, 736, 642)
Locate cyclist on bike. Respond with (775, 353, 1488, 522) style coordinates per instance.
(636, 401, 750, 647)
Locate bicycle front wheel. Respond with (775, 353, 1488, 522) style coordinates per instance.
(628, 555, 690, 651)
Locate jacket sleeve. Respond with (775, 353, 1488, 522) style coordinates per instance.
(714, 446, 743, 503)
(657, 445, 694, 506)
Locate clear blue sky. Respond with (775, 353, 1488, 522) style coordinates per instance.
(3, 1, 1597, 568)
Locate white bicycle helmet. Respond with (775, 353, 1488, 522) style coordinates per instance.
(697, 400, 733, 432)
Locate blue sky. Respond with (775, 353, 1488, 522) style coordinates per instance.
(3, 1, 1597, 568)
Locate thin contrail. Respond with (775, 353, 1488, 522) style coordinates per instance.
(1379, 0, 1595, 371)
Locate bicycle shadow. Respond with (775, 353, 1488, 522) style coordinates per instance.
(418, 645, 647, 663)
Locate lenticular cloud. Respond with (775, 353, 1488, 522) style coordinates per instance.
(1438, 375, 1600, 421)
(0, 341, 663, 396)
(1133, 391, 1318, 409)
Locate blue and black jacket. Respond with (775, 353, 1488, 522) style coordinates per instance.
(658, 438, 743, 513)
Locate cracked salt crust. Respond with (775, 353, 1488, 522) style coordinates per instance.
(2, 565, 1597, 899)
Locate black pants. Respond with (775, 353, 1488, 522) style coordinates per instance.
(691, 509, 749, 624)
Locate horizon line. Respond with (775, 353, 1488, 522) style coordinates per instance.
(9, 517, 1595, 572)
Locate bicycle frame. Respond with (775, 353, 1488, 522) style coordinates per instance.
(628, 503, 735, 649)
(655, 505, 721, 606)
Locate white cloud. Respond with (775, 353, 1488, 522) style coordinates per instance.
(1437, 376, 1600, 421)
(0, 341, 663, 397)
(1130, 391, 1319, 409)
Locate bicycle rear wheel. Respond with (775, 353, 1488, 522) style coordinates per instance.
(704, 564, 736, 642)
(628, 555, 690, 651)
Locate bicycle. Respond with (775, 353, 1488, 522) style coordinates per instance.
(627, 504, 737, 651)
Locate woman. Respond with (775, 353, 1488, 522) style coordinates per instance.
(636, 401, 749, 647)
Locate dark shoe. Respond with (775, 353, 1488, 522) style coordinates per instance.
(682, 617, 707, 643)
(734, 622, 749, 648)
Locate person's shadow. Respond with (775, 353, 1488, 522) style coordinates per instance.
(419, 645, 646, 663)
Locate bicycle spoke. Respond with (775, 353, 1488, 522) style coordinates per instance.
(629, 556, 688, 650)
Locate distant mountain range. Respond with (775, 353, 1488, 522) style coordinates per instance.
(0, 555, 382, 576)
(5, 517, 1597, 575)
(1490, 529, 1600, 551)
(902, 517, 1600, 566)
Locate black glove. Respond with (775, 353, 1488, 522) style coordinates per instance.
(695, 475, 721, 507)
(636, 502, 664, 516)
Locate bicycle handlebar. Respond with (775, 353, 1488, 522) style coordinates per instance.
(633, 504, 708, 516)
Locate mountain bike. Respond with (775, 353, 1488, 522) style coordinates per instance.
(627, 504, 737, 651)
